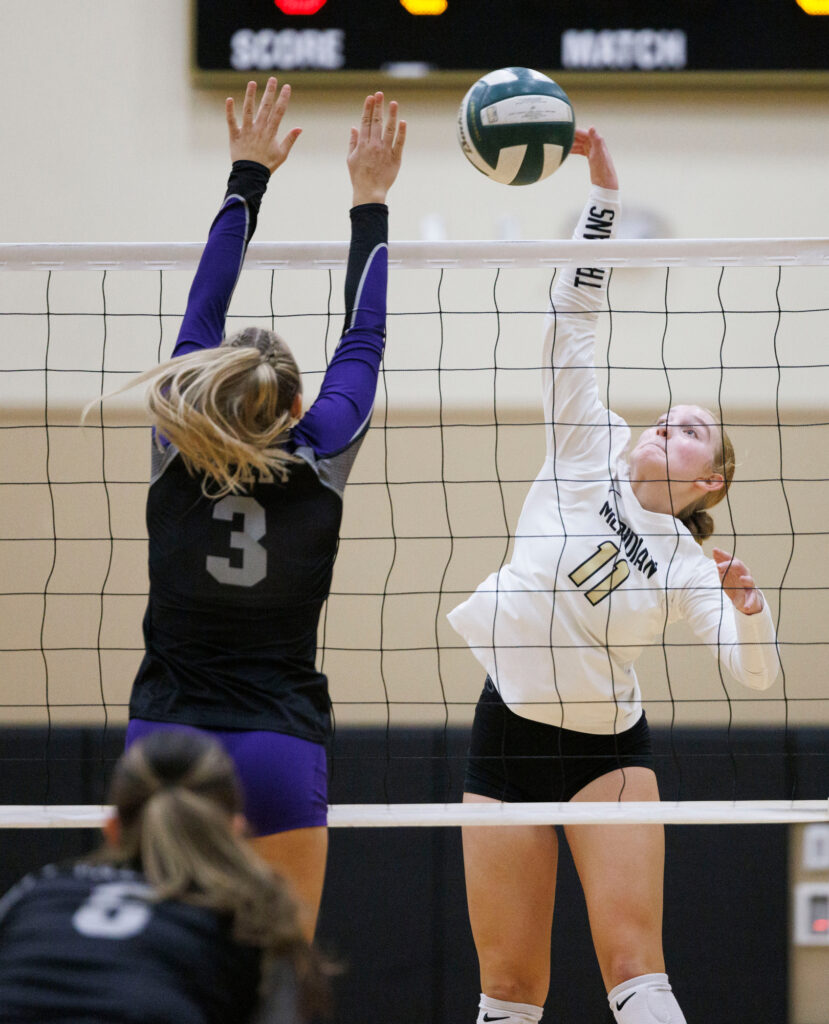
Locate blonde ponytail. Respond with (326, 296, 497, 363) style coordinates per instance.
(86, 327, 303, 497)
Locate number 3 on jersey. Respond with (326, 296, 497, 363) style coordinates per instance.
(568, 541, 630, 605)
(206, 495, 267, 587)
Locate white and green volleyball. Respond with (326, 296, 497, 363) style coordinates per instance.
(457, 67, 575, 186)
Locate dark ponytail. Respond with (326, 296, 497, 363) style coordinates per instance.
(681, 507, 716, 544)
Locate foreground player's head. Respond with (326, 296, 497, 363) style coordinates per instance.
(102, 731, 329, 1008)
(630, 404, 736, 543)
(105, 730, 243, 867)
(103, 733, 289, 939)
(145, 327, 303, 496)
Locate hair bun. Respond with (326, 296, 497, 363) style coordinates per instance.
(684, 508, 714, 544)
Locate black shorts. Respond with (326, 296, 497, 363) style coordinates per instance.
(464, 678, 655, 803)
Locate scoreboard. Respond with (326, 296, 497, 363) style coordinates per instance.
(193, 0, 829, 86)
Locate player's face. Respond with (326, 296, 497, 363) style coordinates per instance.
(630, 404, 721, 484)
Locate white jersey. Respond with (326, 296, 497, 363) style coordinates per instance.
(448, 185, 780, 735)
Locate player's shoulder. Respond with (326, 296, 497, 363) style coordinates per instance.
(6, 859, 144, 893)
(668, 538, 720, 606)
(0, 861, 138, 925)
(678, 533, 717, 570)
(38, 860, 143, 883)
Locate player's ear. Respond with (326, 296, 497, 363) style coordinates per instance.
(290, 393, 303, 419)
(696, 472, 724, 493)
(102, 813, 121, 848)
(231, 812, 250, 838)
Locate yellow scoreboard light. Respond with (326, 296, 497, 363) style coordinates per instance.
(796, 0, 829, 11)
(399, 0, 448, 13)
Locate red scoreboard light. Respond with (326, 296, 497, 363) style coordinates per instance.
(193, 0, 829, 86)
(274, 0, 328, 13)
(273, 0, 447, 10)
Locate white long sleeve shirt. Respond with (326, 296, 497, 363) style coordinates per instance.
(448, 185, 780, 735)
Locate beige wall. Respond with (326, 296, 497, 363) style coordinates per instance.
(4, 3, 829, 246)
(1, 2, 829, 734)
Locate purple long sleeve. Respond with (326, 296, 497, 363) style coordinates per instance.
(172, 161, 271, 358)
(167, 171, 388, 463)
(291, 203, 388, 459)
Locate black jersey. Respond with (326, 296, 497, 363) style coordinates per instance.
(128, 163, 389, 742)
(0, 863, 263, 1024)
(132, 453, 344, 740)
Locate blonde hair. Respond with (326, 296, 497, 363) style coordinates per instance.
(679, 419, 736, 544)
(98, 731, 327, 1010)
(88, 327, 302, 497)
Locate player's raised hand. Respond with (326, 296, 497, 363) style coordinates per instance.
(348, 92, 406, 206)
(712, 547, 765, 615)
(571, 126, 618, 191)
(226, 77, 302, 174)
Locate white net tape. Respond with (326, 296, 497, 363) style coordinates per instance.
(1, 800, 827, 829)
(1, 237, 829, 270)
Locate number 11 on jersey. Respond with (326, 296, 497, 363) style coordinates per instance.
(568, 540, 630, 605)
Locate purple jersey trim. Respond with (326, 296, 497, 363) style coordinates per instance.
(126, 719, 328, 836)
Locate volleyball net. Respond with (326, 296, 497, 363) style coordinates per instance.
(1, 237, 828, 828)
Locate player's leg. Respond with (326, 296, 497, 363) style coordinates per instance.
(565, 767, 686, 1024)
(463, 792, 557, 1017)
(461, 679, 564, 1022)
(250, 827, 328, 940)
(219, 728, 329, 940)
(566, 767, 665, 987)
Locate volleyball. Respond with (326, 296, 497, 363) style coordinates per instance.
(457, 67, 575, 186)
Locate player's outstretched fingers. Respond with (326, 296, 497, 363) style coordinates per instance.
(269, 83, 292, 131)
(384, 100, 398, 143)
(712, 547, 735, 573)
(241, 80, 257, 128)
(392, 118, 407, 160)
(570, 127, 591, 156)
(360, 94, 375, 140)
(256, 76, 279, 123)
(281, 126, 302, 159)
(225, 97, 240, 143)
(372, 92, 384, 137)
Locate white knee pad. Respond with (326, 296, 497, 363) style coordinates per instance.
(607, 973, 687, 1024)
(476, 994, 544, 1024)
